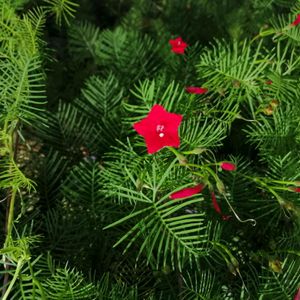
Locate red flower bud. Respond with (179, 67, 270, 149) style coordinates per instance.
(211, 192, 231, 221)
(220, 162, 236, 171)
(288, 186, 300, 193)
(292, 14, 300, 26)
(170, 184, 204, 199)
(211, 191, 221, 214)
(186, 86, 208, 94)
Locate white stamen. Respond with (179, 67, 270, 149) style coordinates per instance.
(156, 125, 164, 132)
(156, 124, 165, 137)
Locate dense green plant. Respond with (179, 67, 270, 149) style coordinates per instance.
(1, 0, 300, 299)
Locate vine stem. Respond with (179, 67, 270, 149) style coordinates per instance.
(2, 259, 23, 300)
(2, 124, 19, 298)
(223, 194, 257, 226)
(4, 188, 17, 247)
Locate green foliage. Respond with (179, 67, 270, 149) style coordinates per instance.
(271, 13, 300, 44)
(76, 73, 124, 119)
(96, 27, 163, 84)
(180, 270, 219, 300)
(197, 40, 272, 116)
(68, 21, 100, 61)
(37, 148, 68, 204)
(43, 267, 97, 299)
(1, 0, 300, 299)
(0, 55, 46, 124)
(35, 101, 99, 157)
(104, 158, 222, 270)
(258, 254, 300, 299)
(43, 0, 79, 26)
(245, 106, 300, 156)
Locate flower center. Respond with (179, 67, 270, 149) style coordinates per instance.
(156, 124, 165, 138)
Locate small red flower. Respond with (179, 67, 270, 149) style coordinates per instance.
(211, 192, 231, 220)
(211, 191, 221, 214)
(220, 162, 236, 171)
(133, 104, 183, 154)
(265, 80, 273, 85)
(289, 186, 300, 193)
(169, 37, 188, 54)
(294, 288, 300, 300)
(170, 184, 204, 199)
(186, 86, 208, 94)
(292, 14, 300, 26)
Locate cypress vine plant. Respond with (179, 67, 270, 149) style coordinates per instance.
(1, 0, 300, 299)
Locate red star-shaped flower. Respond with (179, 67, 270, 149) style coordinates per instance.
(133, 104, 183, 154)
(292, 14, 300, 26)
(169, 37, 188, 54)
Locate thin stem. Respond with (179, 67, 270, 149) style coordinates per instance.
(223, 194, 256, 226)
(2, 259, 23, 300)
(4, 189, 17, 247)
(2, 123, 19, 297)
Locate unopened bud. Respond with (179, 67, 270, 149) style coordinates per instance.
(189, 147, 206, 155)
(216, 180, 225, 194)
(269, 259, 282, 273)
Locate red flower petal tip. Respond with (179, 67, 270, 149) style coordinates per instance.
(289, 186, 300, 193)
(133, 104, 183, 154)
(211, 192, 231, 220)
(294, 288, 300, 300)
(222, 215, 232, 221)
(186, 86, 208, 94)
(169, 37, 188, 54)
(220, 162, 236, 171)
(170, 184, 204, 199)
(292, 14, 300, 26)
(211, 191, 222, 214)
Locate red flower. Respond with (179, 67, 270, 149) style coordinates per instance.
(186, 86, 208, 94)
(169, 37, 188, 54)
(294, 288, 300, 300)
(220, 162, 236, 171)
(289, 186, 300, 193)
(211, 191, 221, 214)
(211, 192, 231, 220)
(170, 184, 204, 199)
(265, 80, 273, 85)
(292, 14, 300, 26)
(133, 104, 183, 154)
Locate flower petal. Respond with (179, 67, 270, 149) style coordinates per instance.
(170, 184, 204, 199)
(294, 288, 300, 300)
(169, 37, 188, 54)
(186, 86, 208, 94)
(133, 104, 183, 154)
(211, 191, 222, 214)
(220, 162, 236, 171)
(292, 14, 300, 26)
(288, 186, 300, 193)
